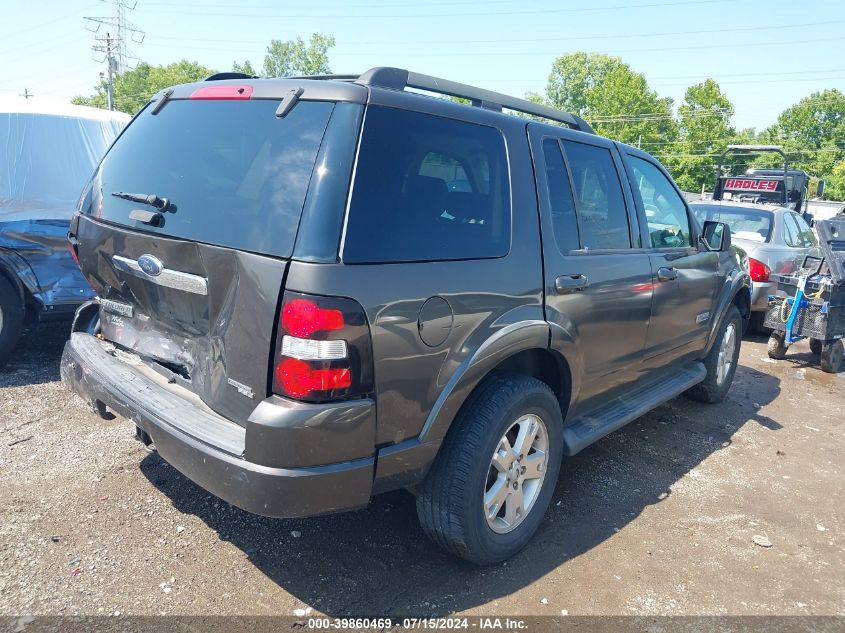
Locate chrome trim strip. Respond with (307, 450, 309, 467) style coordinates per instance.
(112, 255, 208, 296)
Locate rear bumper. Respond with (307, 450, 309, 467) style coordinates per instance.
(60, 332, 374, 518)
(751, 281, 773, 311)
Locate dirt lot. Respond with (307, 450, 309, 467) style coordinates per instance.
(0, 323, 843, 617)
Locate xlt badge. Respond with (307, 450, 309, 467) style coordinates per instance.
(227, 377, 255, 399)
(101, 298, 133, 318)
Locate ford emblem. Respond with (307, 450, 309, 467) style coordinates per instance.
(137, 254, 163, 277)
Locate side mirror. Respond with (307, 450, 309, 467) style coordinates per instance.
(817, 179, 826, 198)
(702, 221, 731, 252)
(803, 212, 815, 227)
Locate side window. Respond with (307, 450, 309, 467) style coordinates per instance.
(542, 139, 579, 253)
(782, 213, 800, 247)
(792, 213, 818, 247)
(561, 140, 631, 249)
(628, 156, 692, 248)
(343, 107, 510, 263)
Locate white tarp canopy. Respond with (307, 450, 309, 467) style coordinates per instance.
(1, 96, 130, 221)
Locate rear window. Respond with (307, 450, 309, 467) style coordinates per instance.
(343, 106, 510, 263)
(692, 205, 773, 243)
(90, 99, 334, 258)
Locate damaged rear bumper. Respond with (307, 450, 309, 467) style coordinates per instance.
(60, 332, 374, 518)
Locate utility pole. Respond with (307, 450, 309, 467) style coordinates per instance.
(93, 32, 118, 110)
(85, 0, 145, 110)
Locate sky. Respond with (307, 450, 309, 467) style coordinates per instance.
(1, 0, 843, 131)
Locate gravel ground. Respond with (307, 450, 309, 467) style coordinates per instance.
(0, 323, 843, 617)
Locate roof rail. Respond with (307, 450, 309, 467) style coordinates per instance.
(293, 67, 595, 134)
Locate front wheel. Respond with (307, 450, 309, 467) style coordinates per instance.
(685, 305, 742, 404)
(416, 374, 563, 565)
(767, 332, 788, 360)
(820, 340, 844, 373)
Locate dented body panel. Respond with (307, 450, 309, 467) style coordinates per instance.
(0, 215, 95, 319)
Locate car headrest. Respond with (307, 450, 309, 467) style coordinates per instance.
(404, 175, 448, 200)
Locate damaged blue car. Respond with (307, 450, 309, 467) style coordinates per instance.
(0, 98, 128, 364)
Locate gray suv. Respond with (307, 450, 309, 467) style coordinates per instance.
(61, 68, 750, 564)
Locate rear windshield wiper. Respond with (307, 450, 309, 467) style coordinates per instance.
(111, 191, 174, 212)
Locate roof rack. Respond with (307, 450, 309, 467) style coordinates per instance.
(293, 66, 595, 134)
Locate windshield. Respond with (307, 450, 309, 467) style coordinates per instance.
(87, 98, 334, 258)
(692, 205, 774, 243)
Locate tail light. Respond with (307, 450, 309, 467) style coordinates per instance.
(748, 257, 771, 282)
(272, 291, 373, 402)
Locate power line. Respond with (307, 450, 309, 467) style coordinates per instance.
(0, 4, 97, 41)
(142, 18, 845, 47)
(140, 34, 844, 57)
(85, 0, 145, 73)
(143, 0, 530, 8)
(85, 0, 147, 111)
(651, 74, 845, 87)
(144, 0, 733, 19)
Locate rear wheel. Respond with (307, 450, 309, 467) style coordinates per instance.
(685, 305, 742, 404)
(767, 332, 788, 360)
(416, 374, 563, 565)
(820, 340, 844, 373)
(809, 338, 823, 355)
(0, 276, 25, 367)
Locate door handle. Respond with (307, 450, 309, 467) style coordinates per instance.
(657, 267, 677, 282)
(555, 274, 589, 294)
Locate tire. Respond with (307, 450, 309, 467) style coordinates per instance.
(820, 340, 844, 374)
(685, 305, 742, 404)
(767, 332, 788, 360)
(0, 275, 25, 367)
(416, 374, 564, 565)
(809, 338, 823, 355)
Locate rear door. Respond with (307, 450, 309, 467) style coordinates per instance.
(73, 91, 354, 425)
(784, 211, 818, 264)
(621, 151, 720, 361)
(529, 125, 653, 409)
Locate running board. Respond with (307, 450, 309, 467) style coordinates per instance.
(563, 361, 706, 456)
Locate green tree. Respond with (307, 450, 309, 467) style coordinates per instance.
(665, 79, 737, 192)
(262, 33, 335, 77)
(232, 59, 256, 76)
(827, 160, 845, 201)
(758, 89, 845, 194)
(539, 52, 676, 149)
(72, 60, 215, 115)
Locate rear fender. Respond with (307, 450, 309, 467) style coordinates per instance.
(418, 308, 556, 443)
